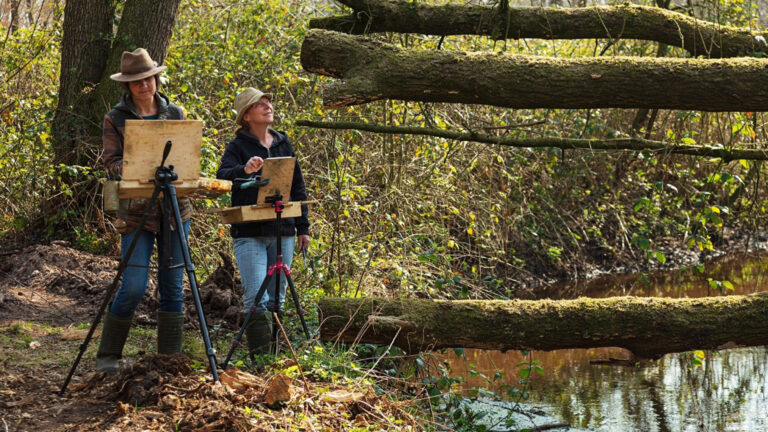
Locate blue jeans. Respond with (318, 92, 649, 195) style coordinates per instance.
(233, 236, 295, 314)
(110, 219, 191, 318)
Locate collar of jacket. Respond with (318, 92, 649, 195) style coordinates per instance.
(114, 91, 172, 119)
(235, 128, 287, 148)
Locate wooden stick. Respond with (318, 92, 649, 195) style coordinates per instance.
(273, 312, 310, 390)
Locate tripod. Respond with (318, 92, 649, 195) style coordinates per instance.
(221, 191, 311, 369)
(60, 141, 219, 395)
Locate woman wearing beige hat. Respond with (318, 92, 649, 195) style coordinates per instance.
(217, 87, 310, 356)
(98, 48, 190, 374)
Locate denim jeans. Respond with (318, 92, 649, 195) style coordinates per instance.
(110, 219, 191, 318)
(233, 236, 295, 314)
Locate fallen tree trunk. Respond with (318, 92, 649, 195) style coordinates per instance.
(317, 295, 768, 358)
(301, 29, 768, 111)
(311, 0, 768, 58)
(295, 120, 768, 162)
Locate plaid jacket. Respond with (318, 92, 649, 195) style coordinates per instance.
(102, 92, 191, 234)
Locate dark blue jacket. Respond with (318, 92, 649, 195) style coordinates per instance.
(216, 128, 310, 238)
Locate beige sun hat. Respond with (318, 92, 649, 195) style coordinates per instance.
(234, 87, 273, 125)
(109, 48, 167, 82)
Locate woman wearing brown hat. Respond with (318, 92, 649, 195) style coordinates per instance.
(98, 48, 190, 374)
(216, 88, 310, 356)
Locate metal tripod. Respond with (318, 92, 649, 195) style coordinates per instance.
(221, 191, 311, 369)
(59, 141, 219, 395)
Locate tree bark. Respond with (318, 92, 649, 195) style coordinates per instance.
(317, 295, 768, 358)
(8, 0, 21, 33)
(52, 0, 113, 165)
(89, 0, 183, 119)
(52, 0, 182, 166)
(301, 29, 768, 111)
(296, 120, 768, 162)
(311, 0, 768, 58)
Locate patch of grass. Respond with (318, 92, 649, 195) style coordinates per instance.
(124, 325, 158, 356)
(0, 321, 93, 369)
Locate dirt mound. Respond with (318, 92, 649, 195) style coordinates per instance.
(113, 354, 193, 405)
(181, 250, 244, 331)
(0, 242, 119, 324)
(0, 243, 243, 329)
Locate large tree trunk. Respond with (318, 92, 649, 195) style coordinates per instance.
(52, 0, 113, 165)
(52, 0, 182, 166)
(89, 0, 183, 121)
(317, 295, 768, 358)
(301, 29, 768, 111)
(311, 0, 768, 59)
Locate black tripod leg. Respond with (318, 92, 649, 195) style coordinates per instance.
(59, 185, 162, 396)
(270, 265, 284, 355)
(285, 274, 311, 340)
(221, 272, 274, 369)
(166, 185, 219, 382)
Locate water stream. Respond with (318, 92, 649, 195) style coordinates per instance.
(442, 252, 768, 431)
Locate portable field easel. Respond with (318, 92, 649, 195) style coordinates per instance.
(212, 157, 315, 368)
(60, 121, 221, 395)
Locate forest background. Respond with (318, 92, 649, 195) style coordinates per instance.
(2, 0, 768, 304)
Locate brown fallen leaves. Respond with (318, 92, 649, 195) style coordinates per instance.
(75, 354, 418, 431)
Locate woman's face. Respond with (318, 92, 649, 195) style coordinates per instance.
(243, 97, 274, 127)
(128, 76, 157, 103)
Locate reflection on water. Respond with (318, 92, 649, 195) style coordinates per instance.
(518, 252, 768, 299)
(442, 252, 768, 431)
(445, 347, 768, 431)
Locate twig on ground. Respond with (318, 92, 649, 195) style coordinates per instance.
(359, 327, 401, 383)
(273, 313, 309, 390)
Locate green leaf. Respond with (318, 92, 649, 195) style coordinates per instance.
(633, 197, 650, 212)
(633, 235, 650, 251)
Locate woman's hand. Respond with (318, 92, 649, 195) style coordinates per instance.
(297, 234, 310, 252)
(244, 156, 264, 174)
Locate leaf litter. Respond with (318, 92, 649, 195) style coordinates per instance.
(0, 244, 420, 431)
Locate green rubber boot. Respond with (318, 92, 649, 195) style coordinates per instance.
(96, 312, 132, 375)
(157, 311, 185, 355)
(245, 311, 273, 356)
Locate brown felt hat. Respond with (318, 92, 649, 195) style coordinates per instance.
(109, 48, 166, 82)
(234, 87, 273, 125)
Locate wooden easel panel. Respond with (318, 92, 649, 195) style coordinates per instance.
(117, 180, 201, 198)
(116, 178, 233, 199)
(258, 157, 295, 205)
(217, 202, 302, 224)
(122, 120, 203, 184)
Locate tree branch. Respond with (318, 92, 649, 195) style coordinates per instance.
(295, 119, 768, 162)
(311, 0, 768, 58)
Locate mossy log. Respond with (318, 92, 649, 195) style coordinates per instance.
(301, 29, 768, 111)
(311, 0, 768, 58)
(317, 295, 768, 358)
